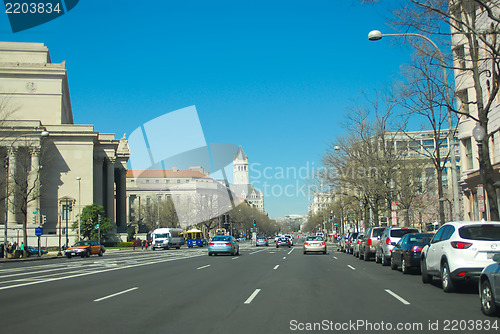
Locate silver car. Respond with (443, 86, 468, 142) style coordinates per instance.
(352, 233, 364, 258)
(479, 253, 500, 316)
(303, 235, 326, 254)
(375, 227, 419, 266)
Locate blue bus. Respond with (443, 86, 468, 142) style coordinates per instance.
(186, 229, 204, 248)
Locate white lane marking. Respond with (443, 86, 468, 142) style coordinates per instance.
(244, 288, 261, 304)
(232, 257, 239, 260)
(333, 256, 338, 259)
(94, 287, 138, 302)
(347, 265, 356, 270)
(283, 257, 286, 260)
(287, 248, 294, 255)
(273, 265, 279, 270)
(0, 253, 204, 291)
(249, 249, 266, 255)
(385, 289, 410, 305)
(197, 265, 211, 270)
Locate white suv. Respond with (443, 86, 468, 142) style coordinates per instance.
(420, 221, 500, 292)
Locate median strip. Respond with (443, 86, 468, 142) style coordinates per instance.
(94, 287, 138, 302)
(244, 288, 261, 304)
(385, 289, 410, 305)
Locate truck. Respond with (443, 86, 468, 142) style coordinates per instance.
(152, 228, 184, 250)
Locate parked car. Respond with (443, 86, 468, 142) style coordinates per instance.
(352, 233, 364, 258)
(284, 234, 294, 246)
(336, 234, 347, 252)
(359, 227, 386, 261)
(421, 221, 500, 292)
(479, 253, 500, 316)
(376, 227, 419, 266)
(346, 232, 360, 254)
(276, 237, 291, 248)
(303, 235, 326, 254)
(26, 246, 48, 256)
(256, 236, 268, 247)
(390, 233, 434, 274)
(208, 235, 240, 256)
(65, 240, 105, 258)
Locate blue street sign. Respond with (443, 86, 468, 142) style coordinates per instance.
(35, 228, 43, 236)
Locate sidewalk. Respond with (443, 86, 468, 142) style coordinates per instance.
(0, 251, 63, 263)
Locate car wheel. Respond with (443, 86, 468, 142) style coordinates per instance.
(390, 256, 397, 270)
(401, 258, 409, 274)
(359, 250, 364, 260)
(86, 250, 91, 258)
(363, 250, 369, 261)
(66, 254, 71, 259)
(375, 252, 381, 264)
(323, 249, 327, 255)
(381, 255, 389, 266)
(441, 262, 456, 293)
(80, 252, 86, 258)
(303, 250, 306, 254)
(237, 248, 240, 255)
(481, 279, 498, 316)
(421, 257, 432, 284)
(98, 250, 103, 257)
(276, 245, 278, 248)
(208, 252, 212, 256)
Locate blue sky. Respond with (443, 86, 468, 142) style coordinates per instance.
(0, 0, 414, 218)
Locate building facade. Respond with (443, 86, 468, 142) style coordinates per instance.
(0, 42, 129, 247)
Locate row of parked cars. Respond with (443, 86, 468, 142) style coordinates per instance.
(337, 221, 500, 316)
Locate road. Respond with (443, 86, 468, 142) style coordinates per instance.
(0, 240, 496, 334)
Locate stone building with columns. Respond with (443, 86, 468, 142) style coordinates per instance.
(0, 42, 129, 247)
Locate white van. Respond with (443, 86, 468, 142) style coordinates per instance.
(152, 228, 184, 250)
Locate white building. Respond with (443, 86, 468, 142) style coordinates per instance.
(0, 42, 129, 247)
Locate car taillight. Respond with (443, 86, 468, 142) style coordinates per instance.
(225, 243, 232, 246)
(357, 240, 360, 244)
(321, 242, 326, 246)
(411, 245, 423, 252)
(209, 242, 214, 245)
(350, 240, 353, 244)
(450, 241, 473, 249)
(386, 238, 391, 245)
(304, 242, 309, 246)
(367, 239, 372, 246)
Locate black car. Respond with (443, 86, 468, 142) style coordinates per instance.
(276, 237, 291, 248)
(390, 233, 434, 274)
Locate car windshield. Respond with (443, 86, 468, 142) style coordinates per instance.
(211, 236, 231, 242)
(73, 241, 90, 246)
(307, 236, 323, 241)
(257, 237, 265, 240)
(372, 229, 385, 237)
(390, 229, 418, 238)
(406, 234, 433, 244)
(154, 233, 169, 238)
(459, 225, 500, 241)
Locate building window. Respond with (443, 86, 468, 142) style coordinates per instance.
(177, 179, 181, 183)
(454, 45, 466, 70)
(465, 138, 473, 170)
(146, 179, 150, 184)
(156, 179, 159, 184)
(457, 89, 470, 115)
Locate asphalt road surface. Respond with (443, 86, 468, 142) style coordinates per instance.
(0, 241, 496, 334)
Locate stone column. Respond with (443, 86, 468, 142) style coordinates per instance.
(116, 167, 127, 229)
(93, 157, 104, 207)
(7, 147, 16, 225)
(105, 158, 115, 224)
(27, 147, 40, 226)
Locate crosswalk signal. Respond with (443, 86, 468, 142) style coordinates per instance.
(253, 219, 256, 227)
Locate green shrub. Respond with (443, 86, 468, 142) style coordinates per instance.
(115, 242, 133, 248)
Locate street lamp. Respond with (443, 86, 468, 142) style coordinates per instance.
(368, 29, 460, 222)
(76, 177, 81, 240)
(473, 123, 487, 219)
(3, 130, 49, 258)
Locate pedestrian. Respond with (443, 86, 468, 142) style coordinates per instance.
(145, 241, 148, 250)
(20, 242, 24, 257)
(132, 240, 136, 251)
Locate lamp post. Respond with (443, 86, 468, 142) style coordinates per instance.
(57, 210, 62, 256)
(368, 30, 460, 222)
(76, 177, 81, 240)
(3, 130, 49, 258)
(473, 123, 487, 219)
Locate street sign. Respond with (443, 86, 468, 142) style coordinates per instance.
(348, 216, 356, 219)
(35, 227, 43, 236)
(33, 211, 39, 215)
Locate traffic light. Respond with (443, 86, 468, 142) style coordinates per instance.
(32, 215, 36, 224)
(42, 215, 47, 224)
(253, 219, 256, 227)
(329, 215, 333, 222)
